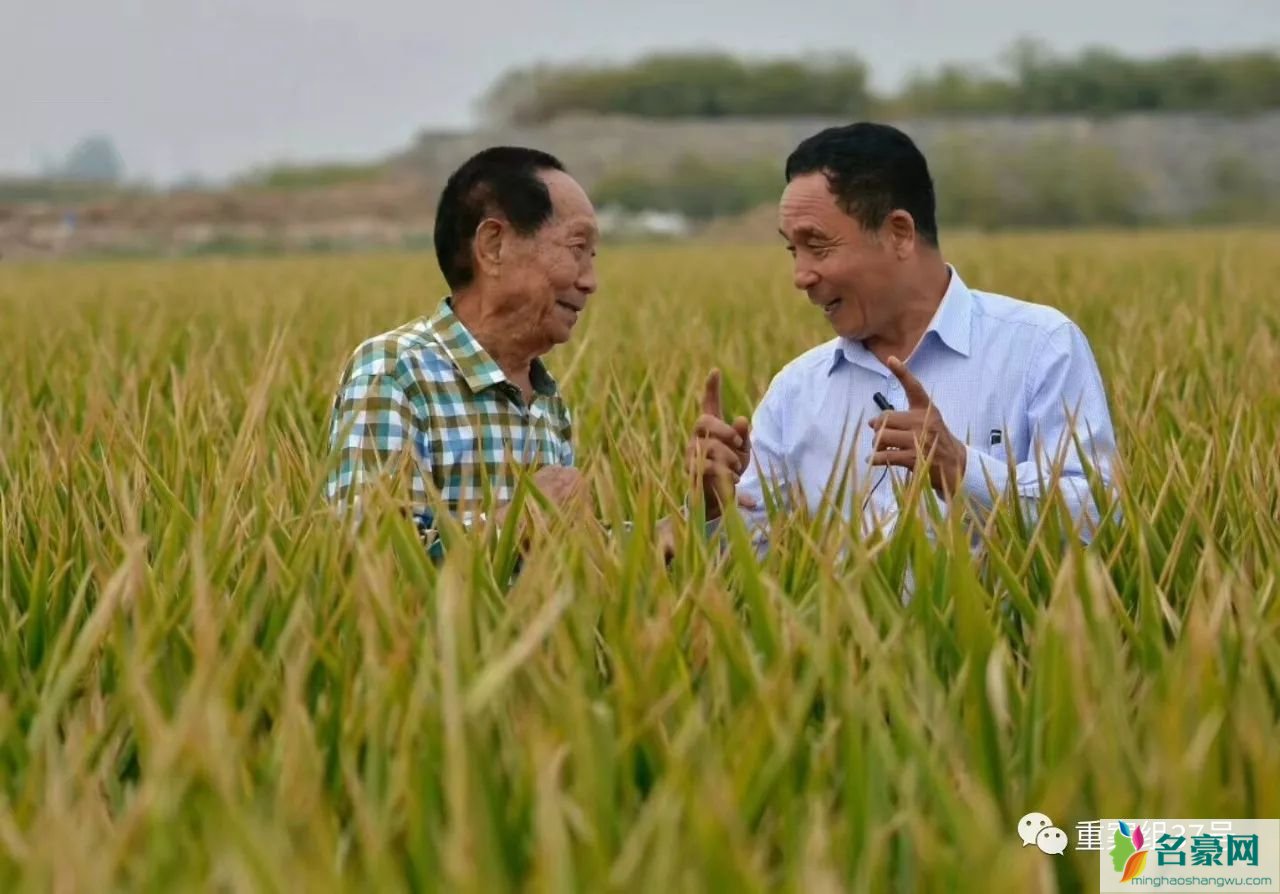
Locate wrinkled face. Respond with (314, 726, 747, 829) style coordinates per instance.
(496, 169, 599, 350)
(778, 172, 904, 342)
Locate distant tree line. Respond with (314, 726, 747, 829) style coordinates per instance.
(893, 40, 1280, 116)
(481, 41, 1280, 123)
(481, 53, 872, 124)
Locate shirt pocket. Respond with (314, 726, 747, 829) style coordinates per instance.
(982, 426, 1009, 461)
(960, 416, 1011, 464)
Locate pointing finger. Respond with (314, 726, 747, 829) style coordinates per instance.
(701, 369, 723, 419)
(887, 356, 931, 409)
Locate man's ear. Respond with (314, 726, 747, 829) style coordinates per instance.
(885, 210, 917, 258)
(474, 217, 505, 278)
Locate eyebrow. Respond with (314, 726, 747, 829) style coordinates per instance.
(781, 225, 824, 242)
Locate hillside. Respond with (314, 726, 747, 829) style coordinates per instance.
(396, 111, 1280, 220)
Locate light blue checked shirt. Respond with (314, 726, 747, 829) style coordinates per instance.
(737, 266, 1117, 541)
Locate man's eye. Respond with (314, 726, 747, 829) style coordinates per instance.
(785, 245, 797, 256)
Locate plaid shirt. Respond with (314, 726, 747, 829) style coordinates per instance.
(326, 298, 574, 546)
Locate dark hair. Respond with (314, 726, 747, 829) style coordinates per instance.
(433, 146, 566, 290)
(784, 122, 939, 246)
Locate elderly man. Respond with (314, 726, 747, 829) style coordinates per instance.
(326, 147, 598, 552)
(689, 123, 1117, 542)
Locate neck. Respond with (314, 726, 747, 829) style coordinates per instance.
(451, 288, 540, 385)
(865, 255, 951, 362)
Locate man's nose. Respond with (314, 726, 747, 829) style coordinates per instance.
(577, 263, 598, 296)
(793, 264, 820, 291)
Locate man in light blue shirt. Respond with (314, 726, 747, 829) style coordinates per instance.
(688, 123, 1117, 543)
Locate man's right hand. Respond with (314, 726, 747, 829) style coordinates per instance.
(530, 465, 587, 508)
(687, 369, 753, 520)
(493, 465, 586, 528)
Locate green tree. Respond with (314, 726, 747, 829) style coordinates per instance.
(60, 135, 125, 183)
(480, 52, 869, 124)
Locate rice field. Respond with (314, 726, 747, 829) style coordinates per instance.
(1, 231, 1278, 892)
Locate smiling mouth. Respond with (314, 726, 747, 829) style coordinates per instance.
(821, 297, 843, 316)
(556, 300, 583, 314)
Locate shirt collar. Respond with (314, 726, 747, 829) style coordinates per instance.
(428, 298, 559, 397)
(928, 265, 974, 358)
(829, 264, 973, 374)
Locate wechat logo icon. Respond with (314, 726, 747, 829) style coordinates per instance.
(1019, 812, 1068, 855)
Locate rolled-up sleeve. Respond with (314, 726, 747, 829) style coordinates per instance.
(326, 373, 444, 557)
(327, 374, 421, 502)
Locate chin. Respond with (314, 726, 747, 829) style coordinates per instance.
(538, 310, 577, 347)
(831, 312, 867, 341)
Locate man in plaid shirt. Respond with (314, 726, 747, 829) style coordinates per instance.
(326, 147, 599, 552)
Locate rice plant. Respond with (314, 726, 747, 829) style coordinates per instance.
(0, 231, 1277, 892)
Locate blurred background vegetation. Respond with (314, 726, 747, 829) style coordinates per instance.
(4, 40, 1278, 259)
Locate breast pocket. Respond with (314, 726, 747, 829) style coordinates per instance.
(974, 414, 1030, 468)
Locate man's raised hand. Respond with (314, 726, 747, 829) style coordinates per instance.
(687, 369, 754, 519)
(868, 356, 967, 496)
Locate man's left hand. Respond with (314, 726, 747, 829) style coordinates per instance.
(868, 356, 967, 496)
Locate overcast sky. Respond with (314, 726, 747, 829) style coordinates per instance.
(3, 0, 1276, 184)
